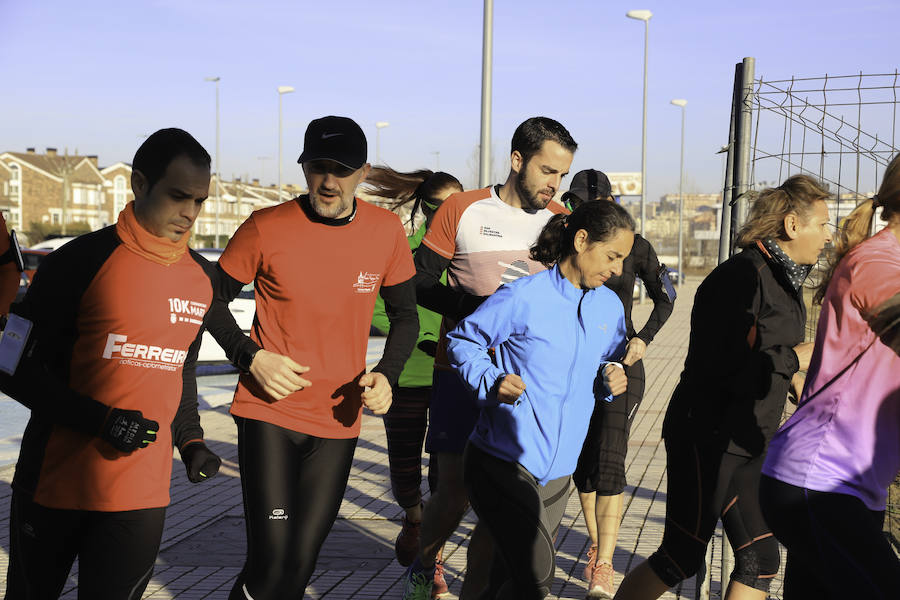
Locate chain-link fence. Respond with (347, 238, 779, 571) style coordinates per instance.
(700, 60, 900, 600)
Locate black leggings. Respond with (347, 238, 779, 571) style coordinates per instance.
(5, 492, 165, 600)
(229, 416, 357, 600)
(760, 475, 900, 599)
(382, 386, 437, 508)
(647, 436, 779, 592)
(574, 359, 645, 495)
(463, 443, 571, 600)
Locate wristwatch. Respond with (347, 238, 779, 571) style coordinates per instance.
(237, 346, 260, 374)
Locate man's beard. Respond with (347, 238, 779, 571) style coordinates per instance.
(515, 172, 551, 211)
(310, 192, 353, 219)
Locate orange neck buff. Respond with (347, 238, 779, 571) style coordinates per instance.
(116, 202, 190, 266)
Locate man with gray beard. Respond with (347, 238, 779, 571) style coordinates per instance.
(205, 115, 419, 599)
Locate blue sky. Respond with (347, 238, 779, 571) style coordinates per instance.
(1, 0, 896, 202)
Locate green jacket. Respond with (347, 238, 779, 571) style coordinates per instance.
(371, 224, 443, 388)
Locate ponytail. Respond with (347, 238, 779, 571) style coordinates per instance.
(530, 214, 569, 267)
(815, 152, 900, 304)
(363, 166, 462, 230)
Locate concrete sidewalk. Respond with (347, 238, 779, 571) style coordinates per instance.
(0, 278, 789, 599)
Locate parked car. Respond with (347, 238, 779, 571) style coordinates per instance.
(22, 249, 50, 285)
(30, 236, 77, 251)
(195, 248, 256, 363)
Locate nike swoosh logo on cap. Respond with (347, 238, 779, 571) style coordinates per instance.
(321, 133, 342, 139)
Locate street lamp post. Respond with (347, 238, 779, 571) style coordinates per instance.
(277, 86, 294, 202)
(626, 9, 652, 300)
(375, 122, 390, 164)
(671, 98, 687, 289)
(431, 151, 440, 171)
(204, 76, 221, 247)
(479, 0, 494, 188)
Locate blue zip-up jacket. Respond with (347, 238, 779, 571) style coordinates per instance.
(446, 265, 627, 485)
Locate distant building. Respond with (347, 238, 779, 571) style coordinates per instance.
(0, 148, 107, 232)
(0, 147, 304, 246)
(659, 193, 721, 218)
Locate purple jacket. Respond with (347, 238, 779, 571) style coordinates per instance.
(763, 229, 900, 510)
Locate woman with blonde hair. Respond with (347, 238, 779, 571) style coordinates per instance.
(614, 175, 832, 600)
(760, 156, 900, 599)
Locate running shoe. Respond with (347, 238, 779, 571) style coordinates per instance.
(432, 556, 449, 598)
(401, 558, 434, 600)
(395, 515, 421, 566)
(586, 559, 615, 599)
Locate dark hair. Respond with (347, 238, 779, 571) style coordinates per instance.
(364, 166, 462, 228)
(133, 128, 211, 192)
(735, 174, 830, 248)
(530, 201, 635, 267)
(814, 152, 900, 304)
(511, 117, 577, 166)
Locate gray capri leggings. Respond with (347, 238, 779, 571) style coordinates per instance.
(463, 442, 571, 600)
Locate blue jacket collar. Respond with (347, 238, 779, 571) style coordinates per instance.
(551, 263, 589, 303)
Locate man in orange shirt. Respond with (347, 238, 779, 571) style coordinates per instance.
(1, 129, 221, 600)
(205, 116, 419, 599)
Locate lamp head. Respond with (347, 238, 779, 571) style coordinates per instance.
(626, 9, 653, 21)
(277, 86, 295, 94)
(671, 99, 687, 107)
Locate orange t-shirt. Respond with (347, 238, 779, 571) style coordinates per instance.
(16, 226, 212, 511)
(219, 198, 415, 438)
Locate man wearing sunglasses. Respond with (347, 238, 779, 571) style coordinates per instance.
(205, 115, 419, 600)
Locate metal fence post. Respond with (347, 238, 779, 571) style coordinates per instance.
(718, 62, 741, 265)
(731, 57, 756, 248)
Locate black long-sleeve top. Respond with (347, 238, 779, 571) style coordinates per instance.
(663, 244, 805, 457)
(603, 234, 675, 344)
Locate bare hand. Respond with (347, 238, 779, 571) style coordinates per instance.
(792, 342, 814, 371)
(622, 337, 647, 367)
(360, 371, 392, 415)
(603, 363, 628, 396)
(788, 371, 806, 405)
(249, 349, 312, 401)
(496, 373, 526, 405)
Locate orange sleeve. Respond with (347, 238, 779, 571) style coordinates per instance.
(219, 215, 262, 284)
(421, 193, 463, 259)
(382, 217, 416, 286)
(548, 200, 570, 215)
(0, 216, 19, 314)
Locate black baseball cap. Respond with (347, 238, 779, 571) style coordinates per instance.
(565, 169, 613, 206)
(297, 116, 367, 169)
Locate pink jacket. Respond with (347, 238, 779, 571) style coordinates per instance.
(763, 228, 900, 510)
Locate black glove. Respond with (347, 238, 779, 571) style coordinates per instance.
(180, 441, 222, 483)
(101, 408, 159, 452)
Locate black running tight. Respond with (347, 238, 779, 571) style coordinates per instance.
(5, 492, 165, 600)
(229, 416, 357, 600)
(760, 476, 900, 599)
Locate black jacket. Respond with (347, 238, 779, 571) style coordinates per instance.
(604, 234, 674, 343)
(663, 244, 805, 457)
